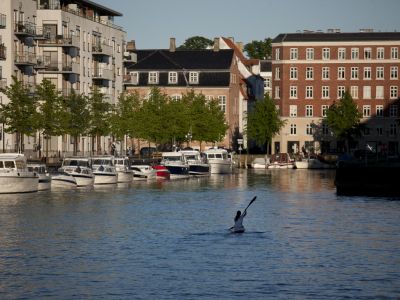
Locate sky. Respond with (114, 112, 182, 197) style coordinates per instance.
(95, 0, 400, 49)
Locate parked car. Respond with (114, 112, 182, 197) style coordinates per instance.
(140, 147, 157, 157)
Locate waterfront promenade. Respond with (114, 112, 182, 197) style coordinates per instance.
(1, 169, 399, 299)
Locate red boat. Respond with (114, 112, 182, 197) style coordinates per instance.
(152, 165, 170, 180)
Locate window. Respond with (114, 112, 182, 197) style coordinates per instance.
(376, 67, 384, 79)
(306, 105, 313, 117)
(351, 67, 359, 79)
(391, 47, 398, 59)
(338, 67, 345, 79)
(350, 86, 358, 99)
(275, 86, 280, 99)
(364, 67, 371, 79)
(322, 67, 330, 80)
(376, 105, 384, 117)
(306, 86, 313, 99)
(169, 72, 178, 84)
(322, 86, 330, 99)
(218, 96, 226, 112)
(129, 71, 139, 85)
(376, 126, 383, 136)
(364, 127, 371, 136)
(363, 86, 371, 99)
(290, 48, 298, 60)
(306, 124, 313, 135)
(322, 123, 329, 135)
(338, 48, 346, 60)
(338, 86, 345, 99)
(363, 105, 371, 117)
(290, 124, 297, 135)
(148, 71, 158, 84)
(390, 123, 397, 136)
(275, 48, 280, 60)
(275, 67, 280, 80)
(322, 48, 330, 60)
(171, 94, 181, 101)
(264, 78, 271, 88)
(376, 86, 384, 99)
(306, 48, 314, 60)
(390, 66, 398, 79)
(189, 72, 199, 84)
(290, 105, 297, 117)
(290, 67, 297, 80)
(377, 47, 384, 59)
(351, 48, 359, 59)
(364, 48, 372, 59)
(290, 86, 297, 99)
(306, 67, 313, 79)
(322, 105, 329, 117)
(390, 105, 398, 117)
(390, 86, 398, 99)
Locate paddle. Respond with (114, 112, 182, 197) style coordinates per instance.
(229, 196, 257, 230)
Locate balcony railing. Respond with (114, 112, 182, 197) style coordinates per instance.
(0, 78, 7, 90)
(14, 21, 37, 36)
(92, 43, 113, 57)
(0, 13, 6, 28)
(0, 44, 6, 60)
(38, 61, 80, 74)
(92, 68, 113, 81)
(14, 52, 37, 65)
(38, 34, 80, 48)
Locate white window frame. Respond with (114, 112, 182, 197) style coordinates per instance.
(129, 71, 139, 85)
(322, 48, 330, 60)
(376, 67, 384, 80)
(322, 67, 330, 80)
(338, 48, 346, 60)
(363, 86, 371, 99)
(170, 94, 182, 101)
(168, 71, 178, 84)
(376, 105, 384, 117)
(364, 48, 372, 60)
(218, 95, 226, 112)
(306, 48, 314, 60)
(275, 48, 280, 60)
(322, 86, 330, 99)
(322, 105, 329, 117)
(377, 47, 384, 59)
(290, 124, 297, 135)
(275, 67, 280, 80)
(338, 86, 345, 99)
(351, 48, 359, 60)
(390, 66, 398, 79)
(290, 105, 297, 117)
(189, 72, 199, 84)
(290, 86, 298, 99)
(148, 71, 159, 84)
(350, 86, 358, 99)
(306, 124, 313, 135)
(338, 67, 345, 80)
(275, 86, 280, 99)
(364, 67, 371, 80)
(391, 47, 398, 59)
(376, 86, 384, 99)
(306, 67, 313, 80)
(351, 67, 359, 79)
(306, 86, 313, 99)
(290, 67, 298, 80)
(363, 105, 371, 117)
(290, 48, 298, 60)
(306, 105, 313, 117)
(390, 86, 398, 99)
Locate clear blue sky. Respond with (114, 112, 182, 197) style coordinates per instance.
(96, 0, 400, 49)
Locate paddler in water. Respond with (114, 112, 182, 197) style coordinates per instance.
(233, 210, 246, 232)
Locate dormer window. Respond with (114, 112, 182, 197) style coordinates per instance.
(189, 72, 199, 84)
(148, 71, 158, 84)
(169, 72, 178, 84)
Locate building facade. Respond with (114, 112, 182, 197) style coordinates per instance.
(271, 31, 400, 155)
(124, 38, 242, 150)
(0, 0, 126, 156)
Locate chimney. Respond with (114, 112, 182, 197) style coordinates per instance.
(169, 37, 176, 52)
(126, 40, 136, 51)
(213, 37, 219, 52)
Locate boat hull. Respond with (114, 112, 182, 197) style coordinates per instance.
(165, 165, 190, 179)
(117, 171, 133, 183)
(188, 164, 210, 176)
(38, 174, 51, 191)
(94, 173, 118, 185)
(0, 174, 38, 194)
(209, 161, 233, 174)
(51, 175, 77, 188)
(73, 174, 95, 187)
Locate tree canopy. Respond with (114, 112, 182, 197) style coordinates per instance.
(178, 36, 214, 50)
(244, 38, 272, 59)
(246, 93, 286, 154)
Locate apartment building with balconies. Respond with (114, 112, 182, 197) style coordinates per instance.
(0, 0, 126, 155)
(271, 30, 400, 155)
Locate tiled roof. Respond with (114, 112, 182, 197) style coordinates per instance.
(127, 49, 234, 71)
(272, 32, 400, 43)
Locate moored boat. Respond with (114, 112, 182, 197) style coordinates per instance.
(51, 172, 77, 188)
(161, 152, 189, 179)
(203, 148, 234, 174)
(27, 162, 51, 191)
(152, 165, 170, 180)
(251, 157, 269, 169)
(0, 153, 39, 194)
(131, 164, 157, 180)
(114, 157, 133, 183)
(267, 153, 294, 169)
(180, 149, 210, 176)
(91, 156, 118, 185)
(60, 157, 94, 187)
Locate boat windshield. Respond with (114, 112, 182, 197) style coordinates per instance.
(92, 159, 113, 166)
(184, 155, 197, 160)
(163, 156, 182, 161)
(4, 161, 16, 168)
(64, 160, 90, 167)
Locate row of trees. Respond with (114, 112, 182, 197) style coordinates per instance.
(0, 77, 228, 155)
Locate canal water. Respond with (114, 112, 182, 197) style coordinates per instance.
(1, 170, 400, 299)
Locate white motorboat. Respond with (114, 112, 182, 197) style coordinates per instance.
(267, 153, 295, 169)
(27, 162, 51, 191)
(130, 164, 157, 180)
(180, 149, 210, 176)
(51, 172, 77, 188)
(251, 157, 269, 169)
(114, 157, 133, 183)
(161, 152, 190, 179)
(91, 156, 118, 185)
(60, 157, 94, 187)
(294, 156, 336, 169)
(203, 148, 234, 174)
(0, 153, 39, 194)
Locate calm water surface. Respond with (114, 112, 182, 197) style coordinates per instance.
(1, 170, 400, 299)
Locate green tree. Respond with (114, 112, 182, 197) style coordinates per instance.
(205, 97, 229, 144)
(62, 90, 90, 155)
(178, 36, 213, 50)
(0, 76, 39, 152)
(246, 93, 286, 154)
(87, 88, 112, 154)
(35, 79, 64, 158)
(326, 90, 363, 152)
(244, 38, 272, 59)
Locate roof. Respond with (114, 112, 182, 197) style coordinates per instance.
(272, 32, 400, 43)
(61, 0, 122, 16)
(127, 49, 234, 71)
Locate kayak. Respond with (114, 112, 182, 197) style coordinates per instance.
(230, 226, 245, 233)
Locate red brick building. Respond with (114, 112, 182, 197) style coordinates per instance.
(271, 31, 400, 155)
